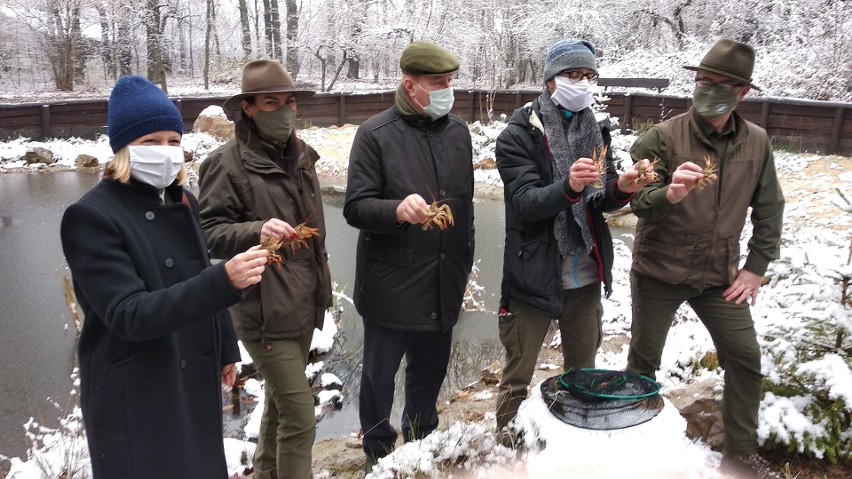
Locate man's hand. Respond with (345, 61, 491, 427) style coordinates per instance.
(221, 363, 237, 387)
(396, 193, 430, 225)
(261, 218, 297, 242)
(567, 157, 599, 193)
(723, 269, 764, 306)
(666, 162, 705, 204)
(617, 159, 656, 194)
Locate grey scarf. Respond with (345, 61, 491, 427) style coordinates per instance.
(538, 90, 604, 256)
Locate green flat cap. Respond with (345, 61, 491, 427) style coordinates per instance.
(399, 41, 460, 75)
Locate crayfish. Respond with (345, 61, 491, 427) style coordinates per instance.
(421, 199, 455, 231)
(633, 157, 661, 185)
(258, 218, 322, 271)
(283, 218, 321, 254)
(696, 156, 719, 190)
(590, 146, 608, 189)
(260, 235, 285, 271)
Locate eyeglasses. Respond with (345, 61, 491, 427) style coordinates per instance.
(694, 78, 746, 93)
(557, 70, 599, 83)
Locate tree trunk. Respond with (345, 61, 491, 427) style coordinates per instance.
(204, 0, 212, 89)
(270, 0, 283, 60)
(285, 0, 299, 77)
(94, 3, 114, 78)
(262, 0, 274, 57)
(116, 2, 132, 77)
(238, 0, 253, 59)
(145, 0, 167, 91)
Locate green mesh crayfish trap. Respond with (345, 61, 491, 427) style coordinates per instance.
(540, 369, 663, 430)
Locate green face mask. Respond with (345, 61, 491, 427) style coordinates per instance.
(692, 85, 738, 119)
(253, 107, 296, 143)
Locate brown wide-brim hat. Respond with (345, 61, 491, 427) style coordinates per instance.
(683, 39, 761, 91)
(223, 59, 315, 111)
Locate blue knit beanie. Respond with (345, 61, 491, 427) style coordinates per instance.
(542, 39, 597, 83)
(107, 76, 184, 153)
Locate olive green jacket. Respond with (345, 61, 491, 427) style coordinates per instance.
(198, 119, 333, 342)
(630, 108, 784, 290)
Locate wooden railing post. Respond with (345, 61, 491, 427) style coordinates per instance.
(468, 90, 475, 123)
(622, 95, 633, 132)
(338, 92, 346, 126)
(760, 101, 770, 129)
(830, 107, 844, 154)
(40, 105, 51, 140)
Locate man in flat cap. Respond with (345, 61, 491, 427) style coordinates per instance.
(344, 40, 474, 470)
(198, 59, 333, 479)
(626, 39, 784, 479)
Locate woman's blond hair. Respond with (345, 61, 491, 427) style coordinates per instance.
(103, 147, 187, 186)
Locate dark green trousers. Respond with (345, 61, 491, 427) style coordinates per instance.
(627, 272, 762, 455)
(244, 334, 316, 479)
(496, 283, 603, 430)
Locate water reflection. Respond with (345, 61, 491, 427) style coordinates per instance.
(0, 171, 100, 459)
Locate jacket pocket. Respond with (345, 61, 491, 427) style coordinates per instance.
(505, 232, 557, 301)
(362, 237, 414, 267)
(633, 238, 696, 285)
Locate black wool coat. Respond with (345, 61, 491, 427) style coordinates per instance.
(60, 179, 242, 478)
(344, 106, 475, 332)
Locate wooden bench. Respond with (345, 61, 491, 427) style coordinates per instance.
(597, 77, 670, 93)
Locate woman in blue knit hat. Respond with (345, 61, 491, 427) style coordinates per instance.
(60, 76, 269, 478)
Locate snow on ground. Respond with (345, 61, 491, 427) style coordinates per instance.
(1, 106, 851, 478)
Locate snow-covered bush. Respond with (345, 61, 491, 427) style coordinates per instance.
(757, 224, 852, 461)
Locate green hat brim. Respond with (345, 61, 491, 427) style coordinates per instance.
(683, 65, 761, 91)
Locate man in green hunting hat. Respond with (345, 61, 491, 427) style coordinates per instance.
(626, 39, 785, 479)
(344, 40, 474, 471)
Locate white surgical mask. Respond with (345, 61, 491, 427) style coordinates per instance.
(128, 145, 184, 189)
(415, 83, 455, 120)
(551, 76, 594, 112)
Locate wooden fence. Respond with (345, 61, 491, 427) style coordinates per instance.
(1, 88, 850, 154)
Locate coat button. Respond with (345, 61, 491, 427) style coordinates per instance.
(164, 258, 174, 268)
(145, 211, 155, 220)
(180, 359, 187, 368)
(310, 193, 315, 198)
(431, 312, 437, 319)
(439, 189, 446, 197)
(440, 253, 446, 260)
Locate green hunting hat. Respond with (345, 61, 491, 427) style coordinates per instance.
(399, 41, 460, 76)
(684, 39, 761, 91)
(224, 59, 315, 111)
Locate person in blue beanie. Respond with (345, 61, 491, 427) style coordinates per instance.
(60, 75, 269, 478)
(493, 39, 656, 442)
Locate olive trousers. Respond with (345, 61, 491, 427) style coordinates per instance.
(244, 335, 316, 479)
(626, 272, 763, 455)
(496, 283, 603, 430)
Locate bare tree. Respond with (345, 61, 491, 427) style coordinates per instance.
(238, 0, 253, 59)
(285, 0, 299, 77)
(145, 0, 168, 91)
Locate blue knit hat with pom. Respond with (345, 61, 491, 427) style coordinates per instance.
(542, 39, 597, 83)
(107, 76, 184, 153)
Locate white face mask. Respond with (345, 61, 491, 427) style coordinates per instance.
(551, 76, 595, 112)
(415, 83, 455, 120)
(128, 145, 184, 189)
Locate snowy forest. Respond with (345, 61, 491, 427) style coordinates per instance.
(0, 0, 849, 101)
